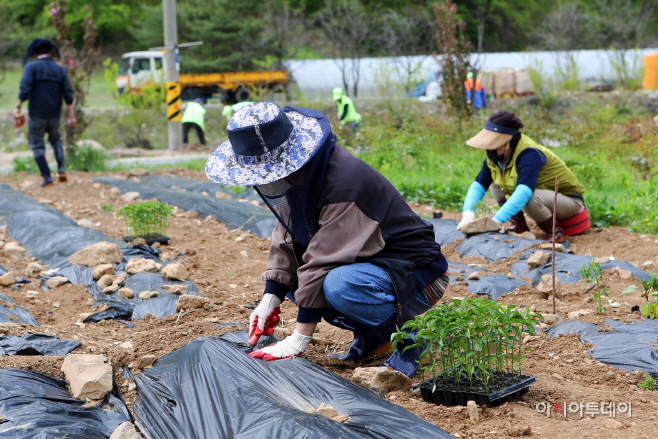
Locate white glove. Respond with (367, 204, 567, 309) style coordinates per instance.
(249, 294, 282, 342)
(249, 330, 312, 360)
(457, 210, 476, 230)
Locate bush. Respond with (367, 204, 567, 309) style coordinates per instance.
(13, 157, 39, 174)
(68, 146, 108, 172)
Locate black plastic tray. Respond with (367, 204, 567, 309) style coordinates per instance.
(123, 234, 170, 246)
(415, 370, 536, 407)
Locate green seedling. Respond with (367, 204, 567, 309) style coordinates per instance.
(581, 261, 608, 314)
(391, 297, 542, 392)
(622, 272, 658, 319)
(117, 201, 174, 241)
(473, 200, 497, 218)
(638, 372, 657, 390)
(101, 204, 113, 212)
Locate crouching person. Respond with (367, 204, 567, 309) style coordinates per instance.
(205, 103, 448, 377)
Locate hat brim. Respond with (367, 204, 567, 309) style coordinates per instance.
(466, 129, 513, 150)
(205, 109, 325, 186)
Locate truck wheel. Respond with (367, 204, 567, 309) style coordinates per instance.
(234, 86, 252, 103)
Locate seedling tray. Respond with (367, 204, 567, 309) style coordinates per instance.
(415, 370, 536, 407)
(123, 233, 170, 246)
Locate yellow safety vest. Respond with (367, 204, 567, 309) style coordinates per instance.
(181, 102, 206, 132)
(336, 96, 362, 125)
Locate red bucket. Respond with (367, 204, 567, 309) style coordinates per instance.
(558, 205, 591, 236)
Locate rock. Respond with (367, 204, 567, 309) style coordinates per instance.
(119, 288, 134, 299)
(61, 354, 113, 401)
(175, 294, 210, 311)
(162, 285, 187, 295)
(568, 309, 592, 319)
(24, 262, 44, 277)
(215, 191, 232, 200)
(552, 373, 564, 380)
(53, 302, 61, 308)
(460, 216, 502, 235)
(508, 424, 531, 437)
(332, 414, 349, 423)
(125, 257, 161, 274)
(103, 284, 120, 294)
(240, 250, 249, 258)
(139, 290, 159, 300)
(121, 191, 140, 201)
(618, 269, 633, 280)
(92, 264, 115, 280)
(467, 400, 479, 423)
(4, 242, 26, 258)
(77, 218, 95, 228)
(109, 421, 141, 439)
(540, 243, 564, 252)
(536, 274, 561, 298)
(46, 276, 70, 289)
(110, 187, 122, 196)
(527, 251, 550, 269)
(594, 257, 609, 264)
(541, 314, 563, 325)
(520, 231, 536, 240)
(235, 236, 244, 242)
(315, 403, 339, 418)
(467, 272, 480, 281)
(0, 272, 15, 286)
(128, 168, 149, 177)
(188, 211, 199, 220)
(455, 276, 463, 281)
(77, 139, 105, 151)
(128, 382, 136, 391)
(352, 367, 412, 394)
(162, 263, 188, 281)
(650, 401, 658, 411)
(69, 242, 123, 267)
(114, 273, 127, 285)
(97, 274, 116, 289)
(137, 355, 157, 369)
(604, 419, 624, 430)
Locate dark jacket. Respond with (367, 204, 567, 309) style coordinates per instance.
(263, 145, 447, 322)
(18, 57, 74, 119)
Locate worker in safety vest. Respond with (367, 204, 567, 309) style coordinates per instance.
(182, 98, 207, 145)
(332, 87, 361, 131)
(222, 101, 255, 121)
(464, 72, 486, 112)
(457, 112, 590, 243)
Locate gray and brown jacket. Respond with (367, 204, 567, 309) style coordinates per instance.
(263, 146, 448, 322)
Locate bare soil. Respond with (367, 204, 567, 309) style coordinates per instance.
(1, 169, 657, 439)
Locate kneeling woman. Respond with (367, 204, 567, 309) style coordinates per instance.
(206, 103, 448, 376)
(458, 111, 590, 242)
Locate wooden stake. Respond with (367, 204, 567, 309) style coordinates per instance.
(552, 177, 560, 314)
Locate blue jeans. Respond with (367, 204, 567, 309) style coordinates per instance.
(287, 263, 431, 327)
(28, 117, 65, 173)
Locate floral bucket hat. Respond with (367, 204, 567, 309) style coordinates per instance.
(206, 102, 331, 186)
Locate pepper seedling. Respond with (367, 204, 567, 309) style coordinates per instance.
(581, 260, 608, 314)
(622, 271, 658, 319)
(638, 372, 657, 390)
(117, 201, 174, 242)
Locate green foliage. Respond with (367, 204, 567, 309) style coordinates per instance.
(622, 272, 658, 319)
(581, 260, 608, 314)
(392, 297, 541, 391)
(117, 201, 174, 239)
(638, 372, 657, 390)
(68, 145, 107, 172)
(12, 157, 39, 174)
(101, 204, 113, 212)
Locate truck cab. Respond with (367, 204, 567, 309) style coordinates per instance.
(116, 51, 165, 94)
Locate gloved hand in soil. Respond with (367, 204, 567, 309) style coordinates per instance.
(249, 330, 312, 360)
(457, 210, 476, 230)
(249, 293, 282, 344)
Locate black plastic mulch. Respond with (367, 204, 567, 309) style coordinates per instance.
(455, 232, 543, 262)
(426, 218, 466, 247)
(0, 334, 80, 355)
(0, 292, 39, 326)
(447, 261, 527, 300)
(142, 175, 261, 203)
(546, 319, 658, 378)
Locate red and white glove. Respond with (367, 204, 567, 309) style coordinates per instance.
(248, 293, 282, 345)
(249, 330, 312, 361)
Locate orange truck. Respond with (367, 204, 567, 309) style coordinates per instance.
(115, 51, 288, 103)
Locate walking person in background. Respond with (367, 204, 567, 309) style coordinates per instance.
(464, 72, 487, 115)
(14, 39, 75, 187)
(222, 101, 255, 121)
(182, 98, 207, 145)
(332, 87, 361, 131)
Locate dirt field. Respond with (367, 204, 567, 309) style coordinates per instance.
(1, 168, 657, 439)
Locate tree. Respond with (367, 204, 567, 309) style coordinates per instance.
(262, 0, 305, 68)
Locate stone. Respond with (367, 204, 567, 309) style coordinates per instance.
(215, 191, 232, 200)
(162, 285, 187, 295)
(352, 367, 412, 394)
(540, 243, 564, 252)
(162, 263, 188, 281)
(69, 242, 123, 267)
(121, 191, 140, 201)
(61, 354, 113, 401)
(175, 294, 211, 311)
(594, 257, 610, 264)
(650, 401, 658, 411)
(536, 274, 561, 298)
(109, 421, 141, 439)
(507, 425, 531, 437)
(46, 276, 70, 289)
(520, 231, 536, 240)
(125, 258, 161, 274)
(568, 309, 592, 319)
(618, 269, 633, 280)
(467, 272, 480, 281)
(315, 403, 339, 418)
(24, 262, 44, 277)
(97, 274, 116, 289)
(53, 302, 61, 308)
(119, 288, 134, 299)
(332, 414, 349, 423)
(139, 290, 159, 300)
(128, 168, 149, 177)
(137, 355, 157, 369)
(103, 284, 120, 294)
(77, 139, 105, 151)
(92, 264, 115, 280)
(604, 419, 624, 430)
(467, 400, 479, 423)
(460, 216, 502, 235)
(240, 250, 249, 258)
(552, 373, 564, 380)
(77, 218, 95, 228)
(188, 211, 199, 220)
(110, 187, 122, 196)
(114, 273, 127, 285)
(0, 272, 15, 286)
(541, 314, 563, 325)
(4, 242, 26, 258)
(120, 341, 133, 350)
(527, 251, 550, 269)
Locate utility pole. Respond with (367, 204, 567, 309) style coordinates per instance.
(163, 0, 182, 150)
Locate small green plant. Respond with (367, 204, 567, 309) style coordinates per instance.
(101, 204, 113, 212)
(473, 200, 497, 218)
(13, 157, 39, 174)
(622, 272, 658, 319)
(392, 297, 542, 392)
(68, 145, 108, 172)
(638, 372, 657, 390)
(581, 260, 608, 314)
(117, 201, 174, 241)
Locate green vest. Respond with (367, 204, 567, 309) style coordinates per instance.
(181, 102, 206, 131)
(487, 135, 585, 196)
(336, 96, 362, 125)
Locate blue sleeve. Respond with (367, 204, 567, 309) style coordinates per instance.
(515, 148, 545, 191)
(475, 158, 493, 189)
(481, 87, 487, 107)
(18, 64, 33, 101)
(61, 69, 74, 105)
(463, 181, 486, 212)
(465, 89, 472, 101)
(493, 184, 533, 223)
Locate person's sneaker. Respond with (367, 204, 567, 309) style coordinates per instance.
(59, 173, 67, 183)
(41, 176, 54, 187)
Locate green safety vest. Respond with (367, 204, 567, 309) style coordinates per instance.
(232, 101, 254, 113)
(336, 96, 362, 125)
(181, 102, 206, 132)
(487, 135, 585, 196)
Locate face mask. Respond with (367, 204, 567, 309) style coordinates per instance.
(487, 149, 505, 163)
